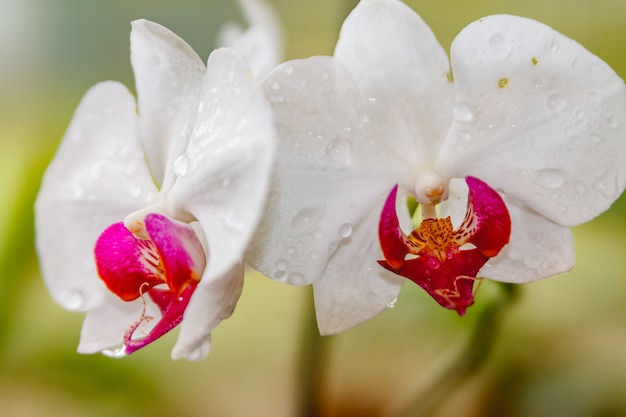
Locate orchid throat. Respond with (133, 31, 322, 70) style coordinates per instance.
(378, 175, 511, 315)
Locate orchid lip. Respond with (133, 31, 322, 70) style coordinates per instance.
(378, 176, 511, 314)
(94, 212, 206, 354)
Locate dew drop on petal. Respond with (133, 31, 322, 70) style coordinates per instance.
(387, 297, 398, 309)
(338, 223, 353, 238)
(546, 93, 565, 110)
(453, 103, 474, 123)
(58, 289, 85, 310)
(427, 257, 441, 270)
(129, 182, 142, 198)
(174, 154, 189, 178)
(268, 80, 280, 91)
(275, 259, 288, 271)
(457, 130, 472, 141)
(326, 138, 351, 161)
(535, 168, 565, 189)
(291, 207, 326, 233)
(310, 250, 320, 261)
(489, 32, 505, 49)
(588, 134, 602, 143)
(575, 181, 587, 194)
(102, 344, 127, 358)
(273, 269, 286, 280)
(288, 272, 305, 285)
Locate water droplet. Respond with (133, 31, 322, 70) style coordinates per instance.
(535, 168, 565, 189)
(326, 138, 351, 161)
(328, 240, 339, 254)
(453, 103, 474, 123)
(288, 272, 305, 285)
(575, 182, 587, 194)
(310, 250, 320, 261)
(174, 154, 189, 177)
(489, 32, 505, 49)
(275, 259, 288, 270)
(286, 246, 296, 255)
(165, 105, 176, 117)
(427, 257, 440, 269)
(102, 345, 127, 358)
(546, 93, 565, 110)
(291, 207, 326, 233)
(283, 65, 294, 75)
(387, 297, 398, 309)
(609, 115, 623, 129)
(273, 269, 286, 280)
(358, 112, 370, 125)
(368, 97, 377, 104)
(313, 229, 324, 240)
(59, 289, 85, 310)
(593, 173, 617, 196)
(338, 223, 352, 238)
(128, 183, 142, 198)
(589, 134, 602, 143)
(457, 130, 472, 141)
(268, 80, 280, 91)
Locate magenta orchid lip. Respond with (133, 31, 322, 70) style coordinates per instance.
(378, 177, 511, 315)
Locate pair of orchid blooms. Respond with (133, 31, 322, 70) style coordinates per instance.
(36, 0, 626, 360)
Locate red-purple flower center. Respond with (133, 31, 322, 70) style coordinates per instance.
(94, 213, 206, 354)
(378, 176, 511, 314)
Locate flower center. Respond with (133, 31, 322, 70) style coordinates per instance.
(94, 212, 206, 355)
(378, 176, 511, 315)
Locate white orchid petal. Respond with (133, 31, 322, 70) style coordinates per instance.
(436, 14, 626, 226)
(172, 262, 244, 361)
(334, 0, 454, 164)
(217, 0, 283, 79)
(313, 196, 404, 335)
(483, 196, 575, 283)
(247, 56, 411, 286)
(168, 48, 275, 284)
(78, 293, 160, 354)
(35, 81, 158, 312)
(130, 19, 206, 189)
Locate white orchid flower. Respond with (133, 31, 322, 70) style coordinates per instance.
(35, 19, 275, 360)
(216, 0, 283, 79)
(247, 0, 626, 334)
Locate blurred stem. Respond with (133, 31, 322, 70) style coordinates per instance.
(295, 286, 328, 417)
(394, 282, 520, 417)
(0, 158, 43, 361)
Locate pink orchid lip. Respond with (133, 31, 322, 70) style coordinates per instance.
(94, 212, 206, 355)
(378, 176, 511, 314)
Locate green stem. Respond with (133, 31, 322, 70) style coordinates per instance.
(295, 286, 328, 417)
(394, 283, 520, 417)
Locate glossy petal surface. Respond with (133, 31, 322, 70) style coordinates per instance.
(436, 14, 626, 226)
(334, 0, 454, 164)
(248, 56, 412, 286)
(173, 261, 244, 360)
(169, 48, 275, 288)
(35, 82, 158, 312)
(130, 19, 206, 189)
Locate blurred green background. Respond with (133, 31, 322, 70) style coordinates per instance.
(1, 0, 625, 416)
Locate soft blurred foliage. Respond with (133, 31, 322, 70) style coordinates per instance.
(1, 0, 625, 416)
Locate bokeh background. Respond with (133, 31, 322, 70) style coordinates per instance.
(1, 0, 625, 416)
